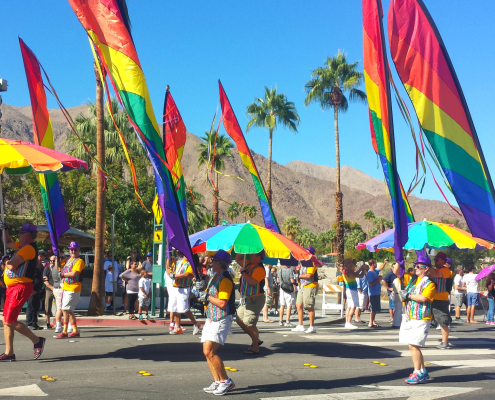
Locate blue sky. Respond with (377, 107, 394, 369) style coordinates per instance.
(1, 0, 494, 205)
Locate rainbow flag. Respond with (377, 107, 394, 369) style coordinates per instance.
(68, 0, 194, 269)
(19, 38, 69, 255)
(389, 0, 495, 241)
(218, 81, 279, 233)
(363, 0, 409, 268)
(163, 88, 187, 228)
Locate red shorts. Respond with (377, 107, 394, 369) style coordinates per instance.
(3, 282, 33, 323)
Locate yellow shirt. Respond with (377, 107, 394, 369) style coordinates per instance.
(3, 242, 36, 287)
(304, 266, 318, 288)
(218, 278, 233, 300)
(403, 273, 414, 287)
(62, 258, 85, 292)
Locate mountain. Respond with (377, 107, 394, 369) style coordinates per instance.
(1, 103, 465, 232)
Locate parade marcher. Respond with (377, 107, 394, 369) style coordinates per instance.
(235, 251, 266, 353)
(292, 247, 319, 333)
(486, 272, 495, 325)
(355, 263, 369, 323)
(367, 259, 383, 328)
(428, 251, 453, 349)
(342, 258, 366, 329)
(463, 265, 479, 324)
(55, 241, 85, 339)
(202, 250, 236, 395)
(399, 254, 437, 384)
(43, 255, 62, 329)
(278, 264, 296, 326)
(1, 222, 46, 361)
(453, 266, 467, 322)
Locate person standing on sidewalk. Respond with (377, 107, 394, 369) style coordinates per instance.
(202, 250, 236, 395)
(43, 256, 62, 330)
(355, 263, 369, 323)
(367, 259, 383, 328)
(428, 251, 453, 349)
(453, 266, 467, 322)
(261, 263, 273, 323)
(55, 242, 85, 339)
(0, 222, 46, 361)
(399, 254, 437, 384)
(342, 259, 366, 329)
(278, 264, 296, 326)
(486, 272, 495, 325)
(463, 265, 480, 324)
(383, 269, 397, 324)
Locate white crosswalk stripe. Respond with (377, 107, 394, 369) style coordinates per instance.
(430, 359, 495, 369)
(379, 349, 495, 357)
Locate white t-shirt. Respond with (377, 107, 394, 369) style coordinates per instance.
(454, 274, 465, 295)
(264, 266, 273, 288)
(105, 271, 115, 293)
(463, 273, 479, 293)
(139, 277, 151, 298)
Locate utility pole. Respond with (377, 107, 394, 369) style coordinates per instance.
(0, 78, 8, 256)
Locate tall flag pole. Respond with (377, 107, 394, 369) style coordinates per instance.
(388, 0, 495, 242)
(68, 0, 195, 271)
(363, 0, 409, 271)
(218, 80, 280, 233)
(19, 38, 69, 255)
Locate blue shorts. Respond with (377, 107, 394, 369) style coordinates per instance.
(467, 293, 479, 307)
(388, 294, 395, 310)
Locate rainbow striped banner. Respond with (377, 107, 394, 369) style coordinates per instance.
(68, 0, 194, 269)
(389, 0, 495, 241)
(363, 0, 409, 268)
(219, 81, 279, 232)
(19, 38, 69, 255)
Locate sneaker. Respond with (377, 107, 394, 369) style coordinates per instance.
(305, 326, 316, 334)
(279, 321, 284, 326)
(436, 325, 441, 330)
(30, 324, 42, 331)
(291, 325, 305, 332)
(55, 332, 68, 339)
(169, 323, 175, 330)
(455, 317, 464, 322)
(405, 372, 421, 385)
(284, 322, 292, 327)
(67, 328, 73, 334)
(193, 324, 200, 335)
(344, 322, 358, 330)
(436, 341, 450, 349)
(146, 314, 150, 320)
(203, 381, 219, 393)
(45, 323, 52, 330)
(54, 326, 63, 334)
(490, 321, 495, 325)
(420, 369, 430, 383)
(0, 353, 16, 362)
(68, 332, 80, 338)
(139, 314, 143, 321)
(33, 337, 46, 360)
(170, 328, 183, 335)
(213, 378, 235, 396)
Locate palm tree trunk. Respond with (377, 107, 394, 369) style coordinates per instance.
(213, 172, 219, 225)
(366, 220, 369, 240)
(88, 62, 106, 316)
(334, 104, 344, 264)
(267, 128, 273, 206)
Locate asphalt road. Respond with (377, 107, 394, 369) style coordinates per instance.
(1, 312, 494, 399)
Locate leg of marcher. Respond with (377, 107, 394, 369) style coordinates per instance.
(355, 307, 362, 322)
(279, 305, 285, 323)
(3, 321, 15, 356)
(204, 341, 228, 381)
(14, 322, 39, 344)
(308, 307, 315, 327)
(286, 306, 292, 322)
(441, 326, 449, 343)
(409, 344, 423, 371)
(297, 303, 304, 326)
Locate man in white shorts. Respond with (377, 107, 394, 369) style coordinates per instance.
(56, 242, 85, 339)
(355, 263, 369, 323)
(277, 264, 296, 326)
(342, 258, 367, 329)
(399, 254, 437, 385)
(202, 250, 236, 396)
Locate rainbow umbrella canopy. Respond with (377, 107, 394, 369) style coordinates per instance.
(358, 220, 493, 253)
(0, 138, 88, 254)
(189, 223, 313, 265)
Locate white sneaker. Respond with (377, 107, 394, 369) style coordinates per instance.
(436, 325, 441, 330)
(279, 321, 284, 326)
(344, 322, 358, 329)
(291, 325, 305, 332)
(203, 381, 219, 393)
(54, 326, 63, 334)
(213, 378, 235, 396)
(305, 326, 316, 334)
(193, 324, 200, 335)
(284, 321, 292, 327)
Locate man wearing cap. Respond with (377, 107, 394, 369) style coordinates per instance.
(235, 251, 267, 354)
(0, 222, 46, 361)
(55, 241, 85, 339)
(428, 251, 453, 349)
(453, 266, 467, 322)
(202, 250, 236, 395)
(140, 252, 153, 277)
(43, 255, 62, 330)
(399, 254, 437, 384)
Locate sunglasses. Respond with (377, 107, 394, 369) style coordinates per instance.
(414, 265, 427, 269)
(50, 260, 56, 263)
(212, 257, 220, 262)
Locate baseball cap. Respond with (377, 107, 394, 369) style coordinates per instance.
(18, 222, 37, 234)
(212, 249, 232, 264)
(436, 251, 447, 260)
(146, 252, 153, 257)
(68, 241, 80, 250)
(414, 254, 432, 267)
(445, 257, 452, 264)
(38, 250, 46, 255)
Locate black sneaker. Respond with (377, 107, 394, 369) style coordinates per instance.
(0, 353, 16, 362)
(34, 337, 46, 360)
(46, 323, 52, 329)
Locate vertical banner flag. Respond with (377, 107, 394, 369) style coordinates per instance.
(163, 88, 187, 229)
(68, 0, 195, 270)
(389, 0, 495, 241)
(218, 80, 280, 232)
(19, 38, 69, 255)
(363, 0, 409, 269)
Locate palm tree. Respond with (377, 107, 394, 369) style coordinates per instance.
(246, 86, 300, 206)
(197, 131, 234, 225)
(304, 50, 367, 264)
(226, 201, 241, 223)
(364, 209, 375, 239)
(282, 216, 301, 241)
(246, 205, 257, 221)
(297, 227, 316, 248)
(374, 216, 387, 233)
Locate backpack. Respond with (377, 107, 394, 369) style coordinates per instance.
(280, 268, 294, 293)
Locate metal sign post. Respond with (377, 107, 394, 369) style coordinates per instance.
(111, 214, 116, 315)
(151, 190, 166, 318)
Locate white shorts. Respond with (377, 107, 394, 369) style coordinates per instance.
(201, 315, 233, 345)
(346, 288, 359, 308)
(358, 292, 368, 310)
(279, 290, 295, 307)
(61, 290, 81, 311)
(399, 317, 431, 347)
(53, 288, 63, 311)
(167, 286, 190, 313)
